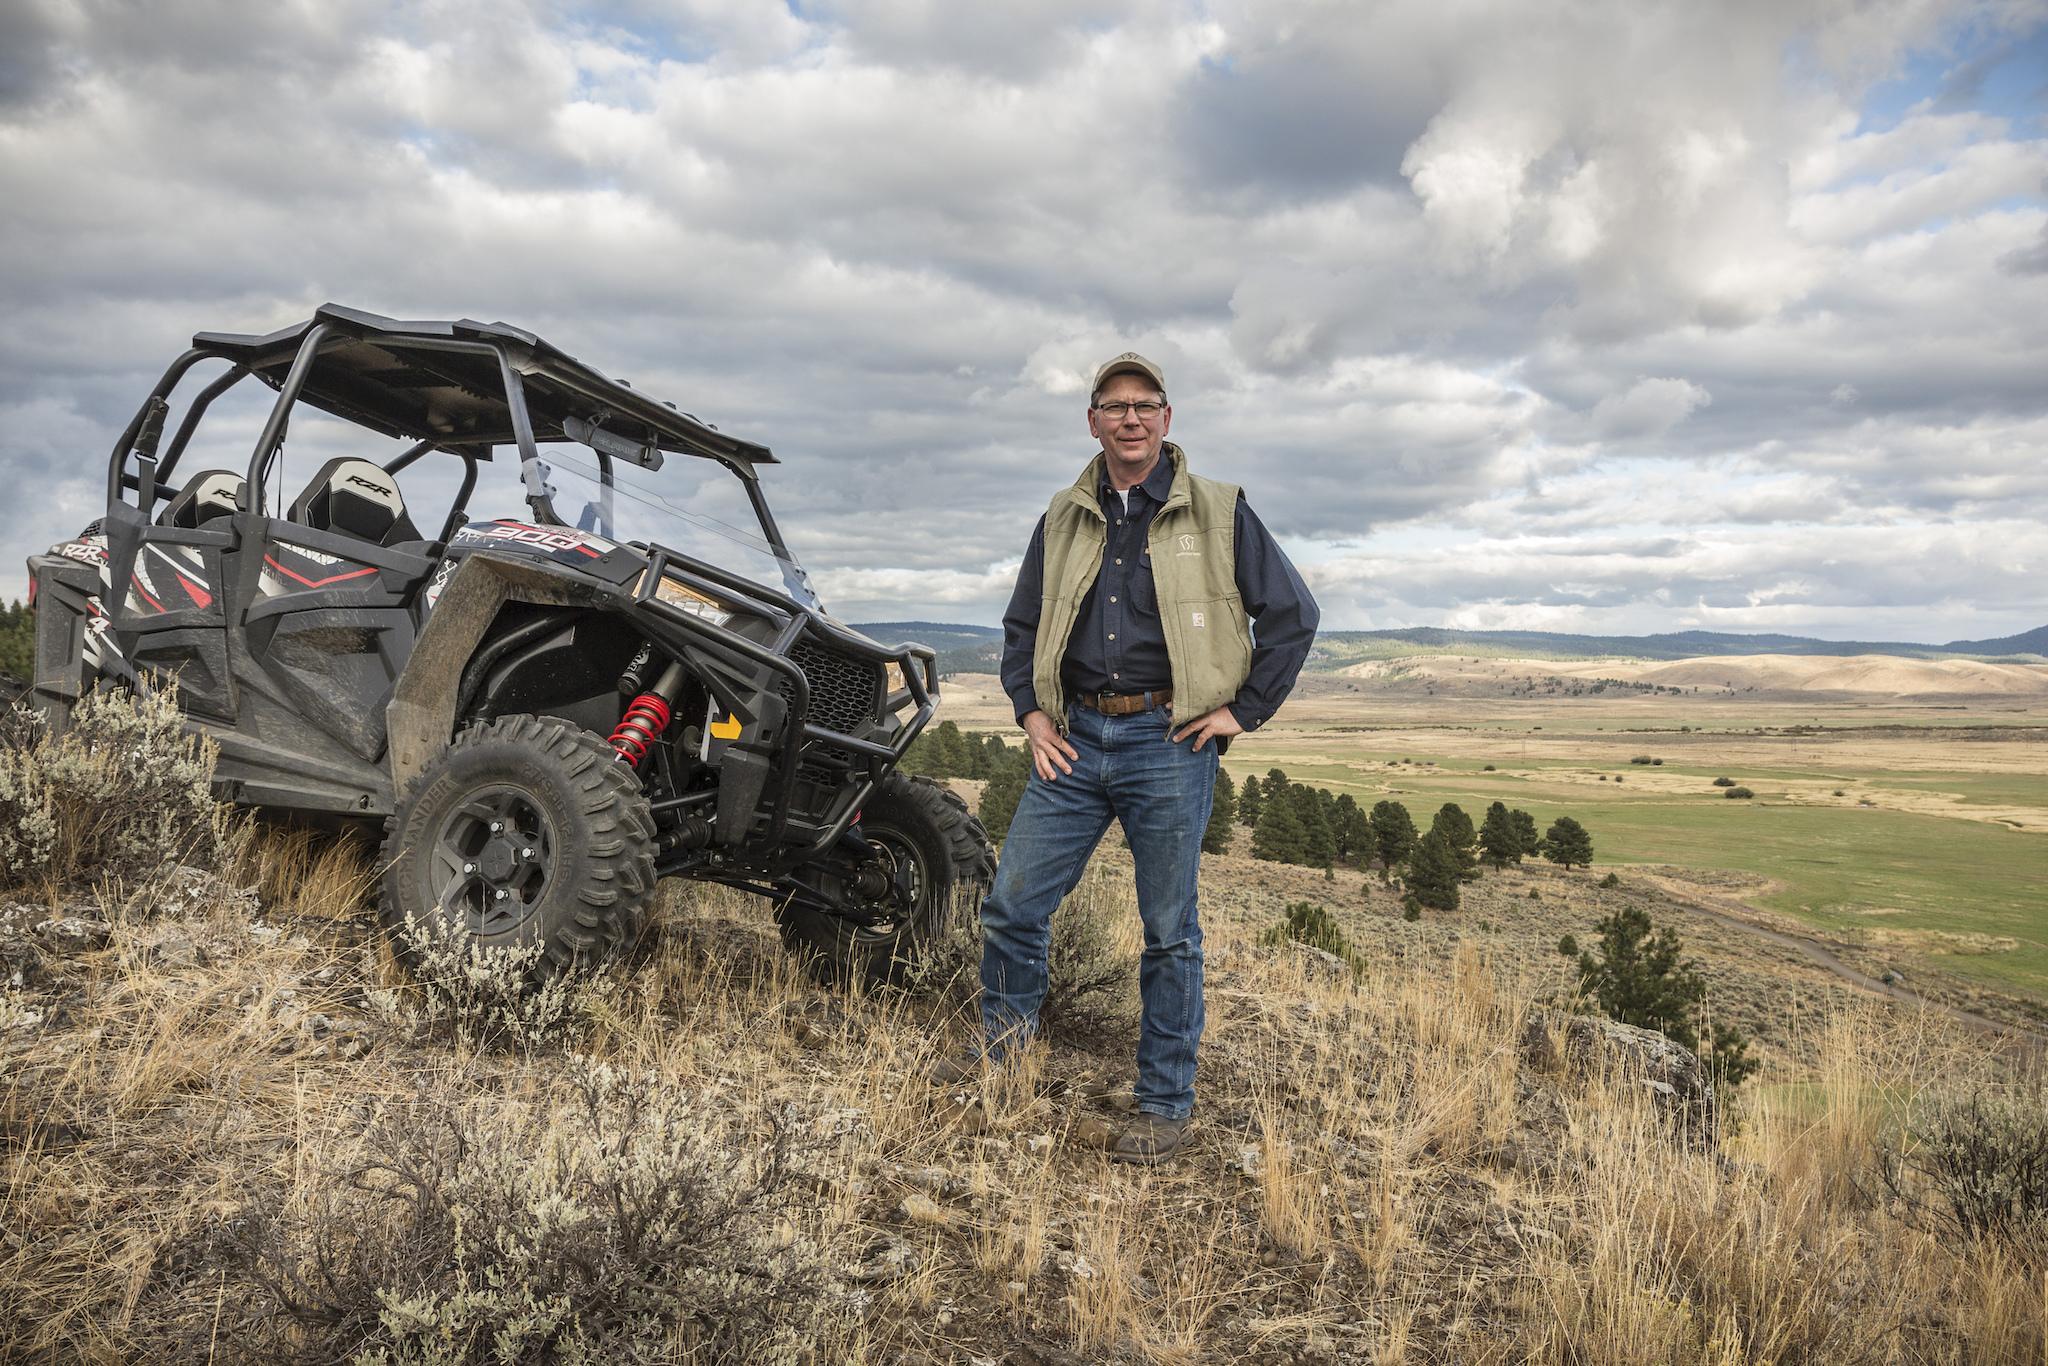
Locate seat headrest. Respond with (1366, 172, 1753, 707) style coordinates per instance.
(159, 470, 245, 528)
(289, 457, 406, 542)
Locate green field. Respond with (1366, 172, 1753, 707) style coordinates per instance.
(1223, 710, 2048, 1001)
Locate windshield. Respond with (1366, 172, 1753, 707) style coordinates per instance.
(523, 444, 821, 609)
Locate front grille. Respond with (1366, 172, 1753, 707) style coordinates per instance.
(782, 639, 882, 735)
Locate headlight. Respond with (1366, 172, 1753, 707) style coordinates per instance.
(883, 662, 908, 696)
(637, 571, 733, 627)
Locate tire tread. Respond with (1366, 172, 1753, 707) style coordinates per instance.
(379, 714, 657, 981)
(776, 770, 994, 988)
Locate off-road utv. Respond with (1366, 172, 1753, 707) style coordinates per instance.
(26, 304, 991, 984)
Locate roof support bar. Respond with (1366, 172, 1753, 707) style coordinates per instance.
(245, 323, 334, 501)
(108, 348, 208, 507)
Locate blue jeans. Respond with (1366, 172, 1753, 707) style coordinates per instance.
(978, 702, 1217, 1119)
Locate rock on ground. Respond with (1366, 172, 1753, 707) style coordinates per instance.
(1523, 1009, 1718, 1147)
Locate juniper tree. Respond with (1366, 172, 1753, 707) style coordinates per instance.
(1293, 786, 1336, 868)
(978, 751, 1030, 841)
(1510, 808, 1541, 859)
(1543, 816, 1594, 870)
(1407, 828, 1462, 911)
(1478, 801, 1521, 869)
(905, 720, 978, 778)
(1238, 774, 1263, 827)
(1431, 802, 1479, 879)
(930, 721, 971, 776)
(969, 733, 1009, 779)
(1258, 900, 1365, 974)
(1369, 799, 1418, 870)
(899, 727, 938, 777)
(1332, 793, 1367, 863)
(1203, 771, 1238, 854)
(0, 600, 33, 681)
(1252, 796, 1307, 863)
(1574, 905, 1757, 1088)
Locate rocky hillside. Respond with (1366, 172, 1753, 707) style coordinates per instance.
(2, 699, 2044, 1362)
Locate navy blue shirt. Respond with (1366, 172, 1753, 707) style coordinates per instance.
(1000, 453, 1320, 733)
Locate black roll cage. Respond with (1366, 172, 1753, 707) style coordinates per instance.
(107, 308, 802, 567)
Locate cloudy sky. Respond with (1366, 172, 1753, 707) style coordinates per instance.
(4, 0, 2045, 642)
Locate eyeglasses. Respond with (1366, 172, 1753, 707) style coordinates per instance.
(1093, 401, 1166, 420)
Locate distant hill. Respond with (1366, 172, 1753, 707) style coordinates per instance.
(851, 620, 2048, 670)
(849, 621, 1001, 650)
(1940, 624, 2048, 656)
(1309, 626, 2048, 664)
(852, 621, 1003, 676)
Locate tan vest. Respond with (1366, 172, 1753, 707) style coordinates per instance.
(1032, 443, 1253, 732)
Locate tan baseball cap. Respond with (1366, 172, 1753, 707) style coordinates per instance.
(1092, 351, 1166, 396)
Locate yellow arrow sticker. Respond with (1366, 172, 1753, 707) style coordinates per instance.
(709, 712, 743, 741)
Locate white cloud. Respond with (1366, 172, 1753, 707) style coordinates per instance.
(1298, 518, 2048, 641)
(1584, 378, 1713, 442)
(0, 0, 2042, 643)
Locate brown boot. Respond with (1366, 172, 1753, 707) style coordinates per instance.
(1108, 1110, 1192, 1165)
(926, 1049, 986, 1087)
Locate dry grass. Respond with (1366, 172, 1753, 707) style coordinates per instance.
(1520, 1003, 2044, 1365)
(3, 805, 2045, 1359)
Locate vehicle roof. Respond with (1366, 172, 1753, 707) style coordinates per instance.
(192, 303, 775, 464)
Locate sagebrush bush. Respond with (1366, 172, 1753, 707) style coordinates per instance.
(226, 1058, 840, 1362)
(1258, 900, 1364, 976)
(1725, 787, 1754, 800)
(1880, 1091, 2048, 1257)
(0, 688, 226, 891)
(370, 913, 617, 1052)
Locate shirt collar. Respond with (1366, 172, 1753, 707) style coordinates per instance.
(1098, 453, 1177, 506)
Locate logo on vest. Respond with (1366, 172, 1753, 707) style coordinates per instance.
(1191, 610, 1206, 629)
(1175, 532, 1201, 557)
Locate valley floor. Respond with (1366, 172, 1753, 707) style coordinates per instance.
(938, 666, 2048, 1024)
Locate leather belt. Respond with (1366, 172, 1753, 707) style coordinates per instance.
(1075, 688, 1172, 716)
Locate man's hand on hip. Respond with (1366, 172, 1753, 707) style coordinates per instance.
(1021, 710, 1080, 780)
(1170, 705, 1243, 751)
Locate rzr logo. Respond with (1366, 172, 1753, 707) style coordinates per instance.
(343, 474, 391, 494)
(60, 541, 107, 565)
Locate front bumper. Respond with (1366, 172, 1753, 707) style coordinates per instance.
(633, 542, 938, 864)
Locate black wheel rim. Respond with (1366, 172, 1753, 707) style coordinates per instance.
(428, 785, 556, 936)
(854, 827, 929, 942)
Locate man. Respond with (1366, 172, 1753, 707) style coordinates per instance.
(940, 351, 1319, 1164)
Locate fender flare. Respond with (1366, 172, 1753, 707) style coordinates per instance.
(385, 553, 614, 792)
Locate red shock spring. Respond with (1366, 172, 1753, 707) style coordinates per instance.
(608, 692, 673, 768)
